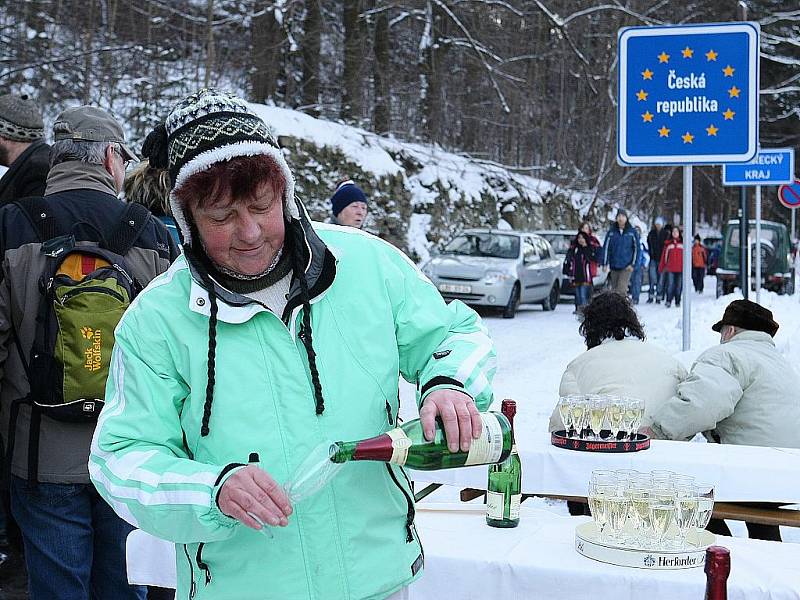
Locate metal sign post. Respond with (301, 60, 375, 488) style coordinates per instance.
(724, 149, 795, 304)
(618, 21, 759, 350)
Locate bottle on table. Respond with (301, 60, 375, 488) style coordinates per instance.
(486, 399, 522, 528)
(704, 546, 730, 600)
(330, 412, 512, 470)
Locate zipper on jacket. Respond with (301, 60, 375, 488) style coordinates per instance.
(196, 543, 212, 586)
(60, 285, 125, 303)
(385, 399, 394, 425)
(385, 464, 415, 543)
(182, 544, 197, 600)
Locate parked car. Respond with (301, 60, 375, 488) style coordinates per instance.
(535, 229, 609, 296)
(422, 229, 562, 318)
(715, 219, 794, 297)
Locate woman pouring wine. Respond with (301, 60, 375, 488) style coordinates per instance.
(89, 90, 496, 600)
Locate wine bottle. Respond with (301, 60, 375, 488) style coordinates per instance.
(704, 546, 730, 600)
(486, 400, 522, 528)
(330, 412, 512, 470)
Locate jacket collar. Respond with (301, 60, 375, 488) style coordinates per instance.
(725, 330, 775, 346)
(45, 161, 117, 197)
(0, 139, 47, 198)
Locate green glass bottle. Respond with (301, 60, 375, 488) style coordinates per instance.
(486, 399, 521, 528)
(330, 412, 512, 470)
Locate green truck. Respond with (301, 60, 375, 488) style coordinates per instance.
(716, 219, 794, 297)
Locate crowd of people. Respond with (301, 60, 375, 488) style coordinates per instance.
(561, 209, 714, 311)
(0, 88, 796, 600)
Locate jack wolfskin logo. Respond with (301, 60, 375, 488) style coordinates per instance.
(83, 401, 95, 413)
(83, 328, 102, 372)
(432, 350, 451, 360)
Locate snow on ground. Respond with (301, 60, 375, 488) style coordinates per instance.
(401, 277, 800, 542)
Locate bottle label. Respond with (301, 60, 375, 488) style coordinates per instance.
(465, 413, 504, 466)
(509, 494, 521, 520)
(386, 428, 412, 466)
(486, 491, 504, 519)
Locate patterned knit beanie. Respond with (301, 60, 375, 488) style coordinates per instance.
(141, 89, 299, 246)
(0, 93, 44, 142)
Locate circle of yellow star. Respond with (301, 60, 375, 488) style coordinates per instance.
(636, 89, 648, 101)
(682, 132, 694, 144)
(723, 65, 735, 77)
(642, 111, 654, 123)
(642, 68, 654, 80)
(682, 47, 694, 58)
(658, 125, 670, 138)
(706, 49, 718, 61)
(658, 51, 670, 63)
(706, 124, 719, 136)
(723, 108, 735, 120)
(728, 85, 740, 98)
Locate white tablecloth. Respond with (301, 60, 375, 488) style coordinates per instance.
(127, 506, 800, 599)
(411, 436, 800, 503)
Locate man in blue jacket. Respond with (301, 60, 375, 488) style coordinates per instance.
(601, 209, 640, 296)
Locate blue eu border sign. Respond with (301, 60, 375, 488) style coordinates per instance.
(722, 148, 795, 186)
(618, 22, 759, 166)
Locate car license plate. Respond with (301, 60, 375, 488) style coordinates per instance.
(438, 283, 472, 294)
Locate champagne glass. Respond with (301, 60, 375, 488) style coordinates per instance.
(650, 470, 675, 489)
(625, 398, 645, 439)
(607, 397, 625, 440)
(570, 398, 588, 439)
(693, 483, 715, 536)
(673, 486, 699, 549)
(670, 474, 695, 488)
(649, 490, 676, 549)
(588, 481, 610, 541)
(588, 397, 608, 441)
(604, 485, 629, 545)
(629, 489, 652, 549)
(557, 396, 573, 436)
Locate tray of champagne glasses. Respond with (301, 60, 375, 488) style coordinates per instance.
(552, 395, 650, 452)
(576, 470, 716, 570)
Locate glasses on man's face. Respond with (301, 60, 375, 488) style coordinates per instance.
(112, 144, 133, 169)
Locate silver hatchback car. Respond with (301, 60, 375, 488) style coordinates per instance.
(422, 229, 562, 318)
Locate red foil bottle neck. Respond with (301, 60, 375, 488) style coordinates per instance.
(352, 433, 395, 462)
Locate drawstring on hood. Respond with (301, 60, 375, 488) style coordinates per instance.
(142, 89, 326, 436)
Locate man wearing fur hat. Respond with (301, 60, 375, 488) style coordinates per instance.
(650, 299, 800, 541)
(649, 299, 800, 449)
(90, 90, 496, 600)
(0, 93, 50, 206)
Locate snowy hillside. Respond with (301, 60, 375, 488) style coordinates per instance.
(249, 104, 602, 261)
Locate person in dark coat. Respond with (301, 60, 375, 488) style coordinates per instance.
(563, 230, 597, 312)
(0, 93, 50, 206)
(646, 217, 669, 303)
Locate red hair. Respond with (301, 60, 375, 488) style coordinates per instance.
(174, 154, 286, 210)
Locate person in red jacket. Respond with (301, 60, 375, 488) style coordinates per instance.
(659, 226, 684, 308)
(691, 234, 708, 293)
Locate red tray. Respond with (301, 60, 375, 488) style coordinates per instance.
(551, 430, 650, 453)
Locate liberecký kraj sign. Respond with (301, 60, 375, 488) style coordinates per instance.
(618, 22, 759, 166)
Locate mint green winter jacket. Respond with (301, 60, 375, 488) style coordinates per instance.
(89, 217, 496, 600)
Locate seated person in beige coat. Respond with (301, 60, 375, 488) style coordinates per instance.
(549, 292, 687, 435)
(649, 299, 800, 542)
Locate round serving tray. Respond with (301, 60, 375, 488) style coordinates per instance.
(575, 522, 715, 570)
(551, 430, 650, 452)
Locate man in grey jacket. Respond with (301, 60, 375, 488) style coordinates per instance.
(0, 106, 178, 599)
(650, 299, 800, 540)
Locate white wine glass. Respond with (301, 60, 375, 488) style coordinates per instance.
(588, 397, 608, 441)
(625, 398, 645, 439)
(571, 398, 588, 439)
(557, 396, 573, 436)
(607, 397, 625, 440)
(693, 483, 715, 536)
(649, 491, 676, 549)
(673, 486, 699, 549)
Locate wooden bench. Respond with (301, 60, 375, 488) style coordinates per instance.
(453, 488, 800, 528)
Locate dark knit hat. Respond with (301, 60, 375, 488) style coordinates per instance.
(141, 88, 299, 246)
(331, 180, 367, 216)
(616, 208, 628, 218)
(0, 93, 44, 142)
(712, 299, 779, 337)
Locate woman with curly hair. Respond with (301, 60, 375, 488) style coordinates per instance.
(548, 292, 687, 435)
